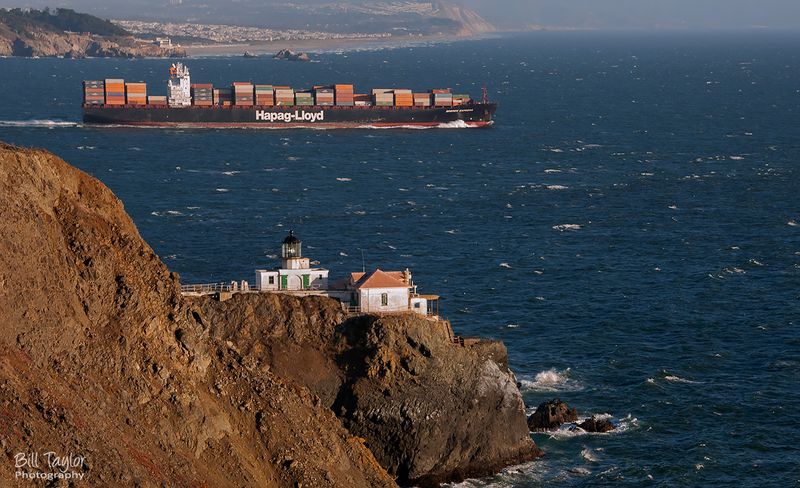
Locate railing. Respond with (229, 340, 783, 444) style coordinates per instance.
(180, 283, 237, 294)
(180, 282, 327, 295)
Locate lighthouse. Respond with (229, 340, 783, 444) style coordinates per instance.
(255, 231, 329, 291)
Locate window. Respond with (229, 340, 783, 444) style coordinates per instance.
(268, 276, 275, 285)
(381, 293, 388, 307)
(414, 302, 420, 309)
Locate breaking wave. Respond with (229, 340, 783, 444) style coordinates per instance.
(545, 413, 639, 439)
(519, 368, 583, 392)
(553, 224, 582, 232)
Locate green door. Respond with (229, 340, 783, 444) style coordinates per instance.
(281, 275, 288, 289)
(302, 274, 310, 289)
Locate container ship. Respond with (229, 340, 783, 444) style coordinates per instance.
(82, 63, 496, 129)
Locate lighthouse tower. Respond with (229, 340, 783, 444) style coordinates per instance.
(255, 231, 329, 291)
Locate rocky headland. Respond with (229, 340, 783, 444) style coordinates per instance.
(0, 8, 185, 58)
(0, 142, 541, 486)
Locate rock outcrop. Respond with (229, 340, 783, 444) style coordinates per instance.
(200, 295, 543, 486)
(527, 398, 579, 431)
(0, 142, 540, 486)
(0, 143, 392, 487)
(273, 49, 310, 61)
(578, 416, 616, 433)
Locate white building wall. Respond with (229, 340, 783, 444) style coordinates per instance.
(258, 269, 329, 291)
(255, 270, 280, 291)
(410, 296, 428, 316)
(358, 287, 409, 313)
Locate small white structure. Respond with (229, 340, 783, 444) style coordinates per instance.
(255, 231, 329, 292)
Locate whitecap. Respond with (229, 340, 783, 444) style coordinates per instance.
(571, 467, 592, 476)
(664, 375, 701, 384)
(339, 252, 349, 257)
(581, 448, 600, 462)
(788, 220, 798, 227)
(519, 368, 582, 392)
(215, 188, 230, 192)
(507, 323, 520, 329)
(748, 258, 764, 266)
(544, 169, 562, 173)
(336, 177, 352, 182)
(545, 185, 568, 190)
(553, 224, 582, 231)
(222, 171, 240, 176)
(499, 262, 512, 269)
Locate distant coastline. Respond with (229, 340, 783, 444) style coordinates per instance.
(183, 32, 500, 57)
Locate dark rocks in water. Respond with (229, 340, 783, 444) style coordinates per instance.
(274, 48, 310, 61)
(578, 416, 616, 433)
(243, 51, 258, 58)
(527, 398, 579, 431)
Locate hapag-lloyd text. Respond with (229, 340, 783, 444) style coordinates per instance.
(255, 110, 325, 123)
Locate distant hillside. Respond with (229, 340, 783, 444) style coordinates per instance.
(0, 7, 128, 36)
(0, 7, 184, 57)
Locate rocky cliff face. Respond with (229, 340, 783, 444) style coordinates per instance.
(0, 22, 185, 58)
(432, 1, 495, 36)
(0, 142, 540, 486)
(0, 143, 392, 487)
(199, 290, 542, 486)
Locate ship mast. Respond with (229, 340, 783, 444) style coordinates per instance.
(168, 63, 192, 107)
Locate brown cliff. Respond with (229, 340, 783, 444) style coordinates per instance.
(0, 142, 391, 487)
(0, 142, 541, 486)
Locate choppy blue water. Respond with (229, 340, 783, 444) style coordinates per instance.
(2, 31, 799, 487)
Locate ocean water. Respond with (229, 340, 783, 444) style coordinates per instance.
(1, 31, 799, 487)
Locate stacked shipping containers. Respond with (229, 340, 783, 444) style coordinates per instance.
(372, 89, 394, 107)
(335, 84, 354, 106)
(255, 85, 274, 106)
(83, 81, 104, 105)
(105, 79, 125, 106)
(295, 91, 314, 106)
(315, 87, 334, 106)
(354, 94, 370, 106)
(147, 95, 167, 106)
(274, 87, 295, 106)
(233, 82, 254, 106)
(414, 93, 432, 107)
(452, 94, 470, 106)
(191, 84, 213, 106)
(432, 89, 453, 107)
(214, 88, 232, 106)
(394, 89, 413, 107)
(125, 83, 147, 105)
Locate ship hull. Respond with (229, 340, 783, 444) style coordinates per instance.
(82, 103, 496, 129)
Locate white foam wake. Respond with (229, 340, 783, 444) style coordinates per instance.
(0, 119, 79, 127)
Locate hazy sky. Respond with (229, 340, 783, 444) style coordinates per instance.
(461, 0, 800, 29)
(2, 0, 800, 29)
